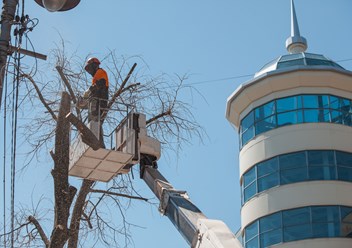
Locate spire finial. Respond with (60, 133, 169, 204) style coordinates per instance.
(285, 0, 307, 54)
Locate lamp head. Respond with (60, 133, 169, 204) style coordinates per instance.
(34, 0, 80, 12)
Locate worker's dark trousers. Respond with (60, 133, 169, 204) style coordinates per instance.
(89, 98, 107, 121)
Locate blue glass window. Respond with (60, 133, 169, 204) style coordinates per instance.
(244, 167, 256, 187)
(342, 112, 351, 126)
(277, 59, 305, 68)
(306, 58, 334, 66)
(337, 167, 352, 182)
(308, 150, 334, 165)
(242, 127, 255, 146)
(244, 183, 256, 202)
(242, 112, 254, 132)
(244, 206, 352, 248)
(312, 222, 340, 238)
(308, 151, 335, 180)
(284, 224, 311, 242)
(240, 94, 352, 148)
(330, 96, 340, 109)
(276, 96, 302, 113)
(255, 116, 276, 135)
(244, 167, 257, 202)
(246, 237, 259, 248)
(303, 95, 319, 108)
(280, 152, 306, 170)
(257, 173, 278, 193)
(304, 109, 330, 122)
(340, 207, 352, 223)
(257, 158, 279, 177)
(280, 167, 307, 184)
(336, 151, 352, 182)
(242, 150, 352, 205)
(255, 101, 275, 121)
(260, 230, 282, 247)
(312, 206, 339, 223)
(336, 151, 352, 166)
(309, 166, 336, 180)
(260, 212, 281, 233)
(245, 221, 258, 241)
(331, 110, 343, 124)
(277, 110, 303, 127)
(340, 98, 351, 113)
(257, 158, 279, 192)
(283, 207, 310, 226)
(280, 152, 307, 184)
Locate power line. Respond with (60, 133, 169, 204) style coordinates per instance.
(336, 58, 352, 63)
(183, 57, 352, 88)
(2, 57, 9, 248)
(184, 74, 253, 87)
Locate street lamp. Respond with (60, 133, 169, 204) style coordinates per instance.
(34, 0, 80, 12)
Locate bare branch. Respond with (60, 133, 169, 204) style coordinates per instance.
(55, 65, 81, 118)
(146, 109, 171, 125)
(21, 73, 57, 121)
(28, 216, 49, 248)
(90, 189, 149, 202)
(0, 221, 31, 237)
(55, 66, 77, 104)
(81, 212, 93, 229)
(101, 63, 137, 121)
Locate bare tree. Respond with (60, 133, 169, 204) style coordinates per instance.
(0, 43, 204, 247)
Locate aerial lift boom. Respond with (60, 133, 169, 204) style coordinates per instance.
(68, 111, 242, 248)
(140, 162, 242, 248)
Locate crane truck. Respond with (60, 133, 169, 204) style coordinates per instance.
(68, 110, 242, 248)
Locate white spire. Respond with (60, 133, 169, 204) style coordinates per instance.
(285, 0, 307, 54)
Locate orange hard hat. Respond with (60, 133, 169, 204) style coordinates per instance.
(84, 57, 100, 70)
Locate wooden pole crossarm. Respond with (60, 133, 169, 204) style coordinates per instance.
(8, 45, 47, 60)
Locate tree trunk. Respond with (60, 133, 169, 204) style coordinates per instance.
(49, 91, 76, 248)
(67, 179, 94, 248)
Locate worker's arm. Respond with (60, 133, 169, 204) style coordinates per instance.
(95, 78, 106, 90)
(89, 78, 106, 95)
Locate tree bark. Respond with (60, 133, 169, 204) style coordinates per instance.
(49, 91, 76, 248)
(66, 112, 101, 150)
(68, 179, 94, 248)
(28, 215, 50, 248)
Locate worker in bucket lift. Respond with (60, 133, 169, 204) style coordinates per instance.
(84, 57, 109, 121)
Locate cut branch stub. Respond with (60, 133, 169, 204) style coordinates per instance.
(28, 215, 50, 248)
(65, 112, 101, 150)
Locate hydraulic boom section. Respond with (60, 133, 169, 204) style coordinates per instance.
(140, 162, 242, 248)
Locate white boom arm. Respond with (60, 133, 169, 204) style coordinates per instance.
(140, 164, 242, 248)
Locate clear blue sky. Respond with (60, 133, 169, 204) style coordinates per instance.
(1, 0, 352, 247)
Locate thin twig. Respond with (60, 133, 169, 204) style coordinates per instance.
(22, 73, 57, 121)
(101, 63, 137, 122)
(90, 189, 148, 202)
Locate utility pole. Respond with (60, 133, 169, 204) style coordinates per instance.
(0, 0, 18, 109)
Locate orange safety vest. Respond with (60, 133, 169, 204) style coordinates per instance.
(92, 68, 109, 87)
